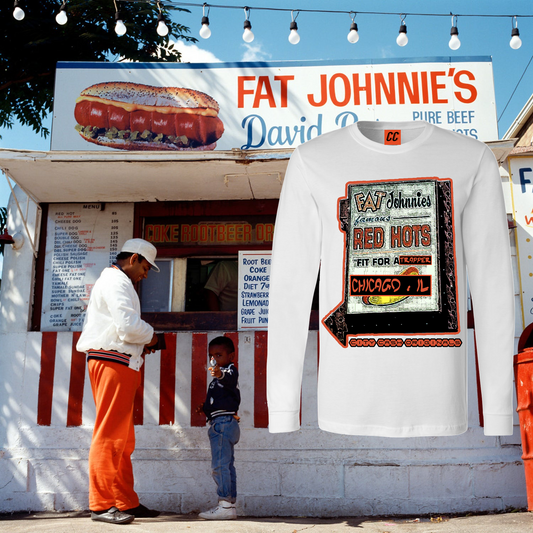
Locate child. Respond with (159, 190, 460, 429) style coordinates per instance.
(196, 336, 241, 520)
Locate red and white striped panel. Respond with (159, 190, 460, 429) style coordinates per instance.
(32, 331, 319, 429)
(29, 326, 486, 430)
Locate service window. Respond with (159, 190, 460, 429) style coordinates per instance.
(136, 200, 278, 331)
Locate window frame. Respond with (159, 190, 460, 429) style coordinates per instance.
(135, 199, 279, 331)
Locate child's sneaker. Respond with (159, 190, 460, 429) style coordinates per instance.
(198, 501, 237, 520)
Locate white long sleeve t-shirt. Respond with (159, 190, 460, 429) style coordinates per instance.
(76, 266, 154, 371)
(267, 121, 514, 437)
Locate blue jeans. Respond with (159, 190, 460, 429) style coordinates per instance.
(208, 415, 240, 503)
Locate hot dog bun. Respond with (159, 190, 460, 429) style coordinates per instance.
(77, 82, 220, 116)
(74, 81, 224, 151)
(78, 131, 217, 151)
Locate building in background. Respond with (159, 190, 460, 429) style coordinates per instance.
(0, 58, 526, 515)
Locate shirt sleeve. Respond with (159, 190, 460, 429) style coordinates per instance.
(462, 146, 515, 436)
(105, 276, 154, 346)
(204, 262, 228, 296)
(220, 364, 239, 387)
(267, 149, 322, 433)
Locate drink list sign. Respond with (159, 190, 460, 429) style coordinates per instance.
(41, 203, 133, 331)
(238, 251, 271, 330)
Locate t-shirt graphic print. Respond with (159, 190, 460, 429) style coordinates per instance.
(324, 177, 459, 347)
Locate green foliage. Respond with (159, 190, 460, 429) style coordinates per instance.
(0, 0, 195, 137)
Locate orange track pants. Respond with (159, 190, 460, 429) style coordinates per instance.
(88, 359, 141, 512)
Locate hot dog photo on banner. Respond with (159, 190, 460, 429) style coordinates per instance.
(74, 82, 224, 151)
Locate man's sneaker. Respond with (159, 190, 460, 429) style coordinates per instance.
(91, 506, 135, 524)
(198, 501, 237, 520)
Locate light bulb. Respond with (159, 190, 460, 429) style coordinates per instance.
(115, 12, 127, 36)
(157, 20, 169, 36)
(13, 4, 25, 21)
(347, 22, 359, 44)
(156, 13, 169, 36)
(396, 24, 408, 46)
(449, 26, 460, 50)
(56, 8, 68, 25)
(243, 20, 254, 43)
(289, 21, 300, 45)
(510, 27, 522, 50)
(243, 28, 254, 42)
(199, 16, 211, 39)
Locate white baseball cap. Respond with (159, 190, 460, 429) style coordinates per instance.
(120, 238, 160, 272)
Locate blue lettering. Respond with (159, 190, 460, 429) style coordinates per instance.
(336, 111, 358, 128)
(307, 114, 322, 140)
(520, 167, 533, 193)
(241, 114, 323, 149)
(241, 114, 266, 149)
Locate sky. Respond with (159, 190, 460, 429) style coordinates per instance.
(1, 0, 532, 211)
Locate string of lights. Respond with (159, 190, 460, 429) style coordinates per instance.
(10, 0, 532, 50)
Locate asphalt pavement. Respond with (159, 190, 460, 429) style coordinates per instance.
(0, 510, 532, 533)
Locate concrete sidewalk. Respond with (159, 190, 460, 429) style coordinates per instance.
(0, 511, 531, 532)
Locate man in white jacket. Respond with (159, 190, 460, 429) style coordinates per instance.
(77, 238, 160, 524)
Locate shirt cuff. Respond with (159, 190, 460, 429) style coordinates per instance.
(268, 411, 300, 433)
(483, 414, 513, 436)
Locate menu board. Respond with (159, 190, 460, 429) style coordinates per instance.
(238, 251, 271, 330)
(41, 203, 133, 331)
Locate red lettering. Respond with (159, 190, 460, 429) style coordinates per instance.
(431, 71, 447, 104)
(391, 225, 432, 248)
(354, 228, 364, 249)
(375, 72, 396, 105)
(353, 227, 384, 249)
(421, 224, 431, 246)
(170, 225, 179, 242)
(308, 74, 328, 106)
(454, 70, 477, 104)
(352, 72, 373, 105)
(243, 223, 252, 242)
(238, 76, 255, 108)
(374, 227, 384, 248)
(274, 75, 294, 108)
(391, 226, 402, 248)
(217, 224, 226, 242)
(181, 224, 190, 242)
(264, 223, 274, 242)
(364, 227, 373, 249)
(421, 71, 429, 104)
(227, 224, 235, 242)
(329, 73, 351, 107)
(398, 72, 420, 104)
(145, 224, 154, 242)
(253, 76, 276, 108)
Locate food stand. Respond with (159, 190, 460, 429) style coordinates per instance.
(0, 57, 526, 515)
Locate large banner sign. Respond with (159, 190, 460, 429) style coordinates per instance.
(510, 157, 533, 328)
(51, 57, 498, 152)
